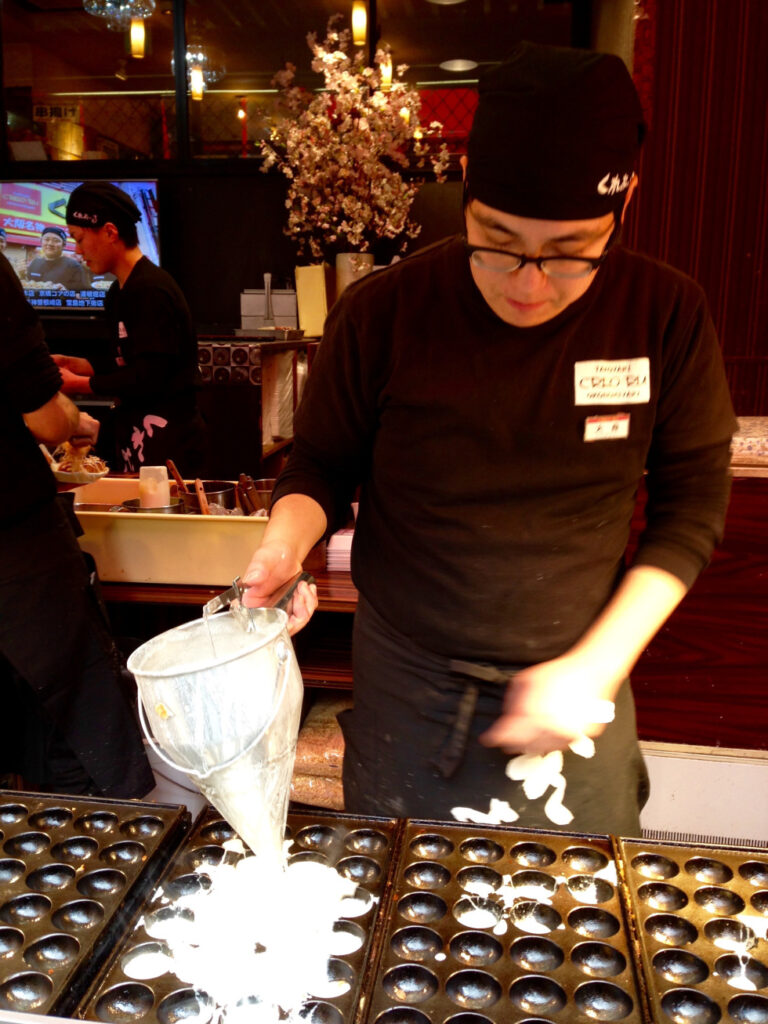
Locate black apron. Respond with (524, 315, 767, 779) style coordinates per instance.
(114, 398, 207, 476)
(0, 498, 154, 797)
(340, 595, 648, 835)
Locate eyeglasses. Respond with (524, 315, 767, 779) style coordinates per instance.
(464, 222, 618, 279)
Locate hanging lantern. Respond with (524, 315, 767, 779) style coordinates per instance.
(351, 1, 367, 47)
(129, 17, 146, 57)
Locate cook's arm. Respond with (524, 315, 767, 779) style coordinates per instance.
(24, 391, 80, 445)
(480, 564, 686, 755)
(51, 355, 95, 396)
(241, 493, 326, 634)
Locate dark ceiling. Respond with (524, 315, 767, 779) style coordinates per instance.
(4, 0, 580, 94)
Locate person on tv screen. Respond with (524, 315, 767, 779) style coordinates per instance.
(52, 182, 208, 475)
(26, 226, 88, 292)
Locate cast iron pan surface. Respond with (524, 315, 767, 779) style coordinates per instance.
(0, 791, 190, 1018)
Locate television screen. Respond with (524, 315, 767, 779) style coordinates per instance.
(0, 180, 159, 314)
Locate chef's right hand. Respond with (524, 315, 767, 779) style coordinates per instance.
(241, 540, 318, 635)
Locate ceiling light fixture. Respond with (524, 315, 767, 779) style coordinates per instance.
(352, 1, 367, 47)
(172, 40, 226, 100)
(439, 58, 478, 72)
(425, 0, 467, 5)
(83, 0, 156, 27)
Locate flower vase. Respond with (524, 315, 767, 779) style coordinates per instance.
(335, 252, 374, 299)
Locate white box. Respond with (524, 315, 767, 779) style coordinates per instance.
(73, 478, 267, 586)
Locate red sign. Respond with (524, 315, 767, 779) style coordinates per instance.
(0, 183, 42, 216)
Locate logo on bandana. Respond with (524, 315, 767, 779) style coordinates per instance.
(597, 173, 631, 196)
(70, 210, 100, 224)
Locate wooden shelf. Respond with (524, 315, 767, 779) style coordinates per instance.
(101, 570, 358, 614)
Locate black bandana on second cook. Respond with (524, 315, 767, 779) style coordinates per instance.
(466, 41, 646, 221)
(65, 182, 141, 232)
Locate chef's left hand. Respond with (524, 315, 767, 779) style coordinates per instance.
(479, 654, 618, 756)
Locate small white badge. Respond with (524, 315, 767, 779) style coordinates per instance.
(584, 413, 630, 442)
(574, 357, 650, 406)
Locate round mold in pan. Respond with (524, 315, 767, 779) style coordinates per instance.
(652, 948, 709, 985)
(508, 841, 557, 868)
(570, 940, 627, 978)
(508, 973, 566, 1016)
(446, 968, 502, 1010)
(562, 845, 609, 873)
(374, 1009, 432, 1024)
(574, 979, 634, 1021)
(565, 874, 614, 905)
(728, 993, 768, 1024)
(335, 854, 382, 886)
(3, 831, 50, 857)
(93, 980, 156, 1022)
(398, 891, 448, 925)
(99, 841, 147, 867)
(405, 861, 452, 891)
(714, 953, 768, 992)
(659, 986, 721, 1024)
(74, 811, 119, 834)
(449, 930, 503, 968)
(452, 895, 503, 931)
(509, 934, 564, 972)
(0, 804, 28, 826)
(631, 852, 679, 880)
(120, 815, 165, 839)
(26, 862, 77, 893)
(567, 906, 621, 939)
(76, 867, 127, 899)
(0, 893, 51, 925)
(456, 866, 502, 896)
(740, 861, 768, 888)
(28, 808, 73, 830)
(643, 912, 698, 947)
(637, 881, 688, 912)
(457, 838, 504, 865)
(382, 963, 440, 1004)
(51, 836, 99, 863)
(51, 898, 105, 932)
(23, 932, 80, 971)
(344, 829, 390, 856)
(0, 859, 25, 885)
(684, 857, 733, 885)
(704, 917, 756, 952)
(693, 885, 745, 916)
(391, 924, 444, 962)
(0, 970, 54, 1012)
(409, 834, 454, 860)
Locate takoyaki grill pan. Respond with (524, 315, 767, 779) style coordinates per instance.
(362, 820, 645, 1024)
(618, 837, 768, 1024)
(0, 790, 190, 1018)
(77, 807, 399, 1024)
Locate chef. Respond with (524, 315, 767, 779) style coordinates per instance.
(52, 182, 208, 475)
(242, 42, 737, 835)
(26, 225, 89, 292)
(0, 250, 154, 796)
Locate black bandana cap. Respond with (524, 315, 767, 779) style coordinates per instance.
(66, 181, 141, 231)
(41, 226, 68, 241)
(466, 41, 646, 221)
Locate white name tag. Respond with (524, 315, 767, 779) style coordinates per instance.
(584, 413, 630, 442)
(574, 357, 650, 405)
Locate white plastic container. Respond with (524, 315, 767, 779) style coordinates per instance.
(72, 478, 267, 586)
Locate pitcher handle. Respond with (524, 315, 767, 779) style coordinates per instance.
(136, 635, 297, 781)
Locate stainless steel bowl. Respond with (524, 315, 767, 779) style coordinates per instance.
(121, 497, 186, 514)
(180, 480, 236, 513)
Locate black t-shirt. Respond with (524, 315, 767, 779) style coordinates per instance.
(276, 236, 738, 663)
(89, 256, 204, 473)
(91, 256, 199, 404)
(0, 254, 61, 524)
(27, 254, 88, 291)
